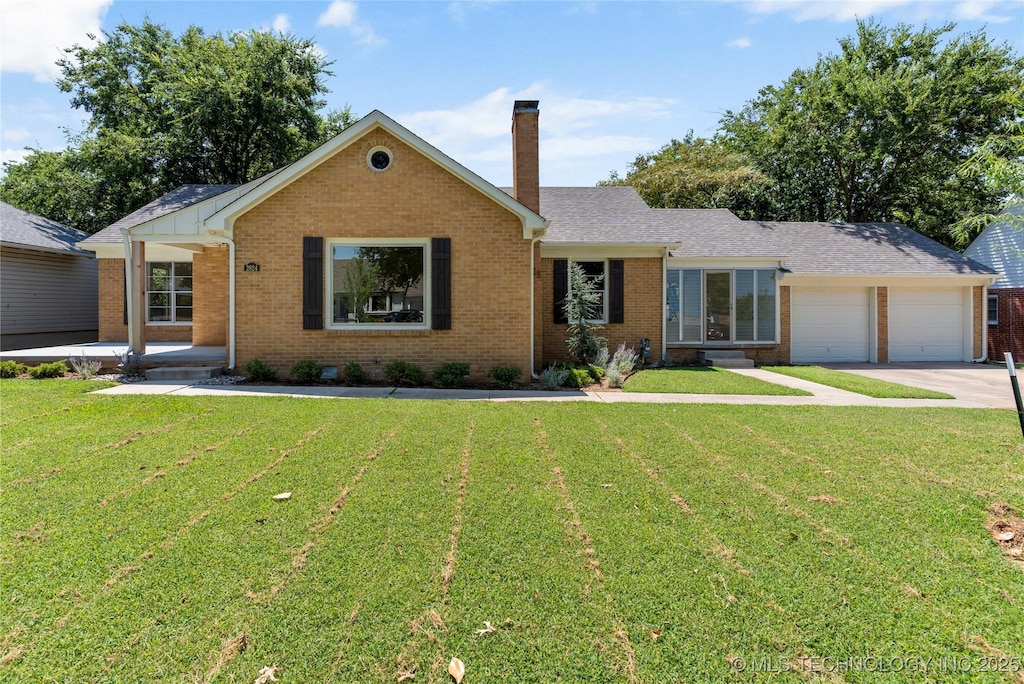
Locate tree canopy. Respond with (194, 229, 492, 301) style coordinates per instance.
(599, 133, 770, 219)
(1, 20, 353, 233)
(606, 21, 1023, 248)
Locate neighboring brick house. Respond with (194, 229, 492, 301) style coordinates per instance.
(965, 206, 1024, 362)
(1, 202, 98, 350)
(80, 102, 1000, 379)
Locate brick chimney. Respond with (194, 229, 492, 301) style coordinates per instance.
(512, 100, 540, 214)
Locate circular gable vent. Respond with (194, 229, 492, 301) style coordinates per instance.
(367, 147, 392, 171)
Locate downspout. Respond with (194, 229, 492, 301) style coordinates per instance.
(661, 247, 668, 364)
(121, 228, 135, 355)
(975, 283, 989, 363)
(226, 238, 237, 371)
(530, 234, 541, 378)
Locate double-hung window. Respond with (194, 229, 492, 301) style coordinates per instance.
(328, 242, 427, 327)
(147, 262, 192, 324)
(666, 268, 777, 344)
(568, 260, 608, 323)
(988, 294, 998, 325)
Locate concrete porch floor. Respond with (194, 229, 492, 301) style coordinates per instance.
(0, 342, 226, 366)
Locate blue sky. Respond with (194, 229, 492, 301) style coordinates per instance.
(1, 0, 1022, 187)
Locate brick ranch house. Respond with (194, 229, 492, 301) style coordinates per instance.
(80, 101, 999, 380)
(965, 204, 1024, 361)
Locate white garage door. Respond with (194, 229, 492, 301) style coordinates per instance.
(791, 287, 870, 362)
(888, 287, 965, 361)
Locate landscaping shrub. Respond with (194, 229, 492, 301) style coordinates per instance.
(561, 367, 593, 389)
(432, 362, 471, 389)
(487, 364, 522, 389)
(539, 365, 569, 389)
(383, 360, 425, 387)
(563, 261, 607, 365)
(0, 360, 26, 379)
(244, 358, 278, 382)
(606, 343, 640, 388)
(117, 352, 144, 378)
(69, 354, 102, 379)
(290, 359, 325, 383)
(343, 361, 366, 385)
(27, 361, 68, 379)
(588, 364, 605, 382)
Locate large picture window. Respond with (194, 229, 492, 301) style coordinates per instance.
(329, 243, 426, 326)
(666, 268, 776, 344)
(147, 262, 192, 324)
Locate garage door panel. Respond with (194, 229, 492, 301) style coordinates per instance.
(889, 287, 964, 362)
(791, 287, 870, 363)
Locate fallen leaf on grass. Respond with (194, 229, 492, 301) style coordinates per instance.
(272, 492, 291, 501)
(650, 630, 662, 642)
(995, 530, 1015, 542)
(254, 665, 278, 683)
(475, 621, 497, 636)
(448, 656, 465, 683)
(397, 667, 416, 682)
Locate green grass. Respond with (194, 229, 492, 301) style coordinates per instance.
(763, 365, 955, 399)
(2, 379, 1023, 682)
(623, 366, 811, 395)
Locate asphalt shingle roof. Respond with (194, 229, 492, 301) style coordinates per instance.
(82, 184, 238, 244)
(0, 202, 92, 255)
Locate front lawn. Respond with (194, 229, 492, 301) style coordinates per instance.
(763, 365, 955, 399)
(2, 380, 1022, 682)
(623, 366, 811, 395)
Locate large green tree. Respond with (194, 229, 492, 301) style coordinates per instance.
(1, 20, 353, 233)
(599, 133, 771, 219)
(720, 20, 1024, 246)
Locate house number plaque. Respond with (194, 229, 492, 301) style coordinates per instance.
(244, 262, 261, 272)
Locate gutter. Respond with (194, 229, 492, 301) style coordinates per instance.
(975, 283, 990, 363)
(226, 238, 236, 371)
(530, 233, 542, 378)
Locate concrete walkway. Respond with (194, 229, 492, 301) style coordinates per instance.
(92, 370, 999, 408)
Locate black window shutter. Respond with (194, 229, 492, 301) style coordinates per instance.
(553, 259, 568, 324)
(431, 237, 451, 330)
(302, 237, 324, 330)
(609, 259, 624, 324)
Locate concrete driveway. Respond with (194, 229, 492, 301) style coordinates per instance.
(821, 362, 1019, 409)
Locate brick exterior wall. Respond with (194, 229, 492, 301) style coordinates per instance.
(97, 258, 192, 343)
(539, 257, 663, 367)
(231, 130, 533, 381)
(192, 246, 228, 346)
(877, 287, 888, 364)
(989, 288, 1024, 360)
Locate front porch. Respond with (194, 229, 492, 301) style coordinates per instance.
(0, 342, 226, 369)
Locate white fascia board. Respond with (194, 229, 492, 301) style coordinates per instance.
(83, 242, 201, 261)
(128, 177, 276, 241)
(782, 273, 998, 287)
(2, 241, 93, 257)
(541, 243, 679, 259)
(204, 111, 548, 238)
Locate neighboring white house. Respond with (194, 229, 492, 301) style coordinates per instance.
(1, 202, 99, 350)
(965, 202, 1024, 360)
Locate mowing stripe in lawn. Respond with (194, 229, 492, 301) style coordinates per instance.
(2, 400, 413, 679)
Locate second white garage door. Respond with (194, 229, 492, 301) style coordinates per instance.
(888, 287, 965, 361)
(791, 287, 870, 362)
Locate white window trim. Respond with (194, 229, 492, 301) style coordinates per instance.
(567, 259, 608, 324)
(666, 267, 779, 345)
(988, 293, 999, 325)
(146, 261, 193, 326)
(325, 238, 430, 331)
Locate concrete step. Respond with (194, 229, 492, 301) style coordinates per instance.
(144, 366, 223, 381)
(699, 350, 748, 361)
(707, 358, 755, 368)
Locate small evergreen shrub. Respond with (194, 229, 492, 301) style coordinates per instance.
(432, 362, 471, 389)
(561, 367, 593, 389)
(117, 352, 144, 377)
(539, 365, 569, 389)
(27, 361, 68, 379)
(290, 359, 325, 383)
(487, 364, 522, 389)
(69, 354, 102, 379)
(588, 364, 605, 382)
(384, 360, 425, 386)
(245, 358, 278, 382)
(343, 361, 366, 385)
(0, 360, 25, 379)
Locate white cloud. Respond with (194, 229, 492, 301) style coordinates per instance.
(316, 1, 385, 47)
(2, 127, 31, 143)
(1, 148, 32, 167)
(0, 0, 111, 81)
(272, 13, 291, 33)
(741, 0, 1017, 22)
(727, 37, 753, 48)
(397, 84, 675, 185)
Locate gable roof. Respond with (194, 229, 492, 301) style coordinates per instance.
(83, 184, 239, 245)
(964, 205, 1023, 288)
(204, 110, 547, 238)
(1, 202, 92, 255)
(532, 187, 679, 245)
